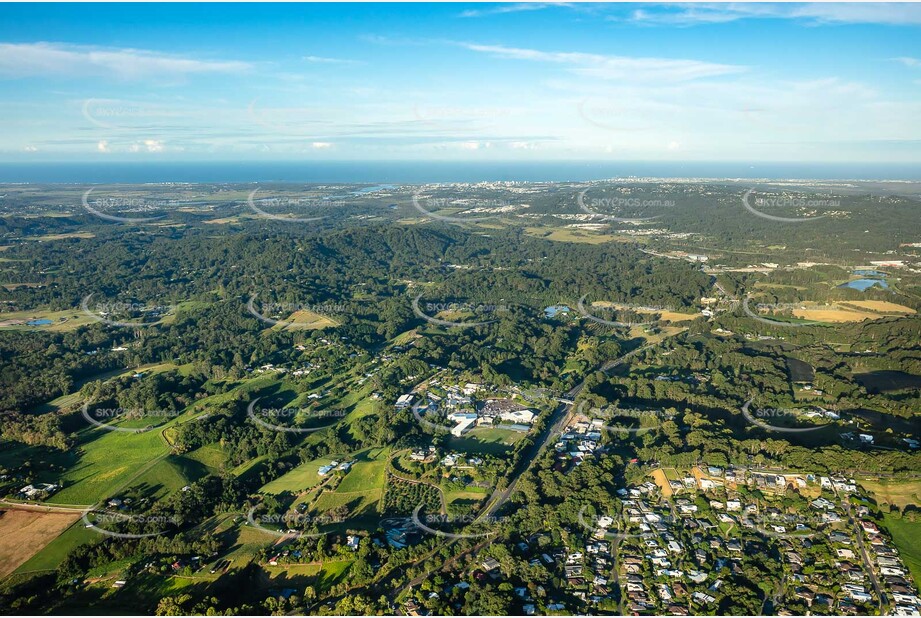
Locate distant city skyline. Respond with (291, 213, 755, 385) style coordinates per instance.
(1, 2, 919, 163)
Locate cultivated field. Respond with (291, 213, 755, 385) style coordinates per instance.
(0, 508, 82, 578)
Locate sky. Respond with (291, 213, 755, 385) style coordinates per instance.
(0, 2, 919, 163)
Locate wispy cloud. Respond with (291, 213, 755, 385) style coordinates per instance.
(0, 42, 250, 79)
(303, 55, 363, 66)
(893, 56, 921, 68)
(459, 3, 572, 18)
(627, 3, 921, 26)
(459, 43, 746, 81)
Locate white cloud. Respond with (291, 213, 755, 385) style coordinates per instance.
(460, 141, 491, 150)
(311, 142, 333, 149)
(627, 3, 921, 26)
(894, 57, 921, 68)
(23, 145, 38, 152)
(667, 140, 681, 151)
(459, 43, 745, 81)
(0, 42, 250, 79)
(303, 55, 362, 66)
(459, 3, 572, 18)
(97, 140, 109, 153)
(128, 140, 164, 153)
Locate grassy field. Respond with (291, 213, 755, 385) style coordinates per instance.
(0, 509, 82, 577)
(269, 309, 339, 332)
(24, 232, 96, 241)
(261, 560, 352, 594)
(335, 449, 389, 493)
(53, 429, 170, 505)
(447, 427, 527, 454)
(123, 455, 208, 501)
(791, 300, 915, 323)
(181, 444, 228, 472)
(13, 519, 98, 575)
(882, 513, 921, 585)
(0, 308, 96, 331)
(524, 226, 622, 245)
(859, 479, 921, 511)
(310, 490, 382, 518)
(260, 458, 334, 495)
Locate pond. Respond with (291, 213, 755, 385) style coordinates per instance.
(838, 279, 889, 291)
(26, 318, 53, 326)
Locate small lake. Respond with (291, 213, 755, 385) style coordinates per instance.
(839, 279, 889, 291)
(26, 318, 53, 326)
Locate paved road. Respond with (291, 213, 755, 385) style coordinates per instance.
(482, 343, 658, 518)
(840, 493, 887, 612)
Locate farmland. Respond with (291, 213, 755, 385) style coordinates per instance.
(0, 509, 82, 578)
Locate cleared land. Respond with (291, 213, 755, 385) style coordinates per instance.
(859, 479, 921, 511)
(791, 300, 914, 323)
(0, 309, 96, 331)
(270, 309, 339, 331)
(0, 509, 82, 577)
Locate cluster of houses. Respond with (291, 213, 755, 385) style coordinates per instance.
(858, 519, 921, 615)
(554, 418, 605, 469)
(577, 467, 919, 615)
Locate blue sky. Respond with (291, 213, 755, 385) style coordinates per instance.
(1, 2, 919, 163)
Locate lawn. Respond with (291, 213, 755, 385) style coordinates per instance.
(335, 449, 389, 493)
(260, 458, 334, 495)
(882, 513, 921, 585)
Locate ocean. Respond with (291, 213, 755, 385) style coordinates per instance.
(1, 161, 919, 184)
